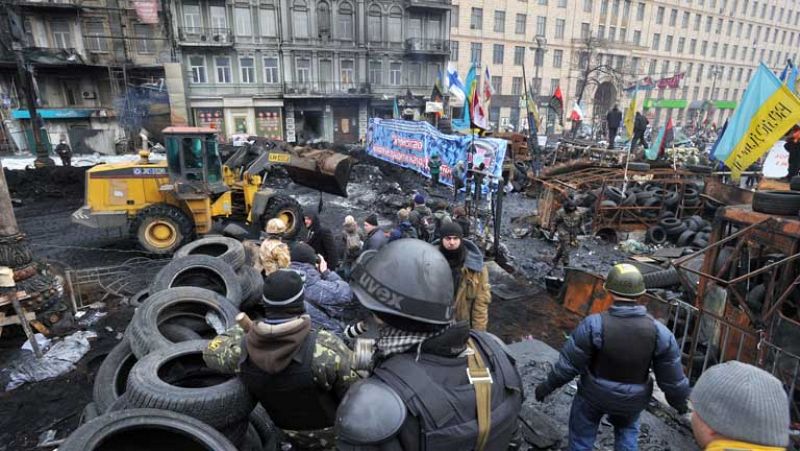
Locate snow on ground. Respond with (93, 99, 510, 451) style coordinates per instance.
(0, 153, 165, 170)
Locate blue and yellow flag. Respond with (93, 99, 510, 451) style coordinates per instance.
(453, 63, 477, 130)
(714, 64, 800, 180)
(393, 97, 400, 119)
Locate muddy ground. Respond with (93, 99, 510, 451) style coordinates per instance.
(0, 156, 689, 450)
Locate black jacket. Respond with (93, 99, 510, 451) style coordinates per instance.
(305, 212, 340, 269)
(606, 109, 622, 129)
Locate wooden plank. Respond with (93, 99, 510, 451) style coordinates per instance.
(0, 310, 35, 327)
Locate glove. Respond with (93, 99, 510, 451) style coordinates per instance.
(673, 401, 689, 415)
(534, 383, 552, 402)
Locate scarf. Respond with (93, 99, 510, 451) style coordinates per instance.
(440, 244, 465, 294)
(375, 324, 449, 359)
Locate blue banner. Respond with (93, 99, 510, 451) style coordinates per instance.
(365, 118, 507, 189)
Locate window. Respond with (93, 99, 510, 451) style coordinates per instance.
(580, 22, 590, 38)
(558, 0, 567, 8)
(549, 78, 559, 95)
(693, 14, 701, 31)
(511, 77, 523, 95)
(296, 57, 311, 83)
(337, 3, 354, 39)
(701, 40, 707, 56)
(652, 33, 660, 50)
(583, 0, 592, 12)
(536, 16, 546, 36)
(555, 19, 565, 38)
(721, 43, 727, 58)
(534, 48, 544, 66)
(598, 25, 605, 39)
(690, 39, 696, 54)
(134, 24, 154, 53)
(388, 7, 402, 42)
(677, 37, 685, 53)
(390, 62, 402, 85)
(631, 56, 640, 72)
(493, 44, 504, 64)
(368, 5, 381, 41)
(369, 60, 382, 85)
(553, 49, 563, 67)
(692, 86, 699, 100)
(189, 56, 206, 83)
(491, 76, 502, 94)
(183, 4, 201, 28)
(293, 0, 308, 38)
(609, 26, 616, 41)
(84, 21, 107, 52)
(51, 21, 71, 48)
(260, 8, 277, 36)
(452, 5, 459, 26)
(239, 57, 255, 83)
(681, 11, 689, 28)
(669, 8, 677, 26)
(611, 0, 619, 16)
(531, 77, 541, 95)
(215, 56, 231, 83)
(208, 5, 225, 30)
(575, 79, 584, 96)
(600, 0, 608, 15)
(648, 59, 656, 75)
(263, 57, 279, 83)
(633, 30, 641, 45)
(513, 46, 525, 65)
(623, 0, 630, 18)
(579, 52, 589, 69)
(494, 11, 505, 32)
(726, 20, 732, 36)
(746, 23, 752, 39)
(710, 43, 718, 57)
(515, 14, 526, 34)
(664, 35, 673, 52)
(705, 16, 711, 33)
(656, 6, 664, 24)
(234, 7, 252, 36)
(471, 8, 483, 29)
(619, 27, 626, 41)
(715, 18, 722, 34)
(450, 41, 459, 61)
(636, 2, 644, 20)
(687, 62, 692, 76)
(470, 42, 482, 62)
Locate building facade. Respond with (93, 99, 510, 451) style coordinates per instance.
(169, 0, 451, 143)
(450, 0, 800, 133)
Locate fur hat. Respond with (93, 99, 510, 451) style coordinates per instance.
(265, 218, 287, 234)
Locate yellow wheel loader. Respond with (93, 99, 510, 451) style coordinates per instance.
(72, 127, 351, 254)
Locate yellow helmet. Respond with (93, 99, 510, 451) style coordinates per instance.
(266, 218, 287, 234)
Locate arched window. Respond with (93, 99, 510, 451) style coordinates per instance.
(293, 0, 309, 38)
(388, 6, 402, 42)
(337, 2, 353, 39)
(318, 2, 331, 35)
(368, 4, 382, 42)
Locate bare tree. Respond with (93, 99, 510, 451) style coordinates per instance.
(571, 36, 625, 106)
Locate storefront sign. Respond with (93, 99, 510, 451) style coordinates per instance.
(255, 108, 282, 140)
(366, 118, 507, 188)
(194, 108, 224, 136)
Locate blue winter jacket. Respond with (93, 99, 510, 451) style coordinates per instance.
(290, 261, 356, 336)
(542, 304, 690, 416)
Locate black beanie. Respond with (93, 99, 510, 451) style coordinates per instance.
(262, 269, 305, 314)
(290, 242, 317, 265)
(365, 213, 379, 226)
(438, 221, 464, 239)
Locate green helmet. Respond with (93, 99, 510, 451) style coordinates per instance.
(604, 263, 646, 298)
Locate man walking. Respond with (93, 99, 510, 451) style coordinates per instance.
(535, 263, 690, 450)
(361, 213, 387, 252)
(631, 112, 649, 152)
(552, 199, 583, 268)
(304, 210, 339, 270)
(55, 138, 72, 166)
(606, 105, 622, 149)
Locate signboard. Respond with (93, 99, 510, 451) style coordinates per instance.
(133, 0, 159, 24)
(763, 140, 788, 179)
(255, 108, 283, 140)
(366, 118, 507, 188)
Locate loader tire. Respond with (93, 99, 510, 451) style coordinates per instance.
(130, 204, 194, 255)
(175, 236, 246, 270)
(93, 338, 138, 413)
(125, 340, 255, 432)
(126, 287, 238, 358)
(261, 194, 303, 240)
(58, 409, 238, 451)
(642, 266, 681, 288)
(150, 255, 243, 306)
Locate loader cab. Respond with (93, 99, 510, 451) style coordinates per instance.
(163, 127, 227, 196)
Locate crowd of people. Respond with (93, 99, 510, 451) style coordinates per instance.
(202, 192, 792, 451)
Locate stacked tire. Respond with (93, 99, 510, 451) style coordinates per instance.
(646, 212, 712, 248)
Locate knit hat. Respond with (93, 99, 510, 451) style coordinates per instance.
(438, 221, 464, 239)
(261, 269, 305, 314)
(691, 361, 790, 447)
(414, 193, 425, 205)
(364, 213, 379, 227)
(290, 242, 317, 265)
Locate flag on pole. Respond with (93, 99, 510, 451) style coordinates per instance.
(453, 63, 477, 130)
(714, 63, 800, 180)
(482, 66, 494, 106)
(624, 90, 637, 138)
(708, 119, 728, 160)
(526, 87, 540, 130)
(470, 81, 489, 130)
(393, 97, 400, 119)
(646, 126, 665, 160)
(569, 102, 584, 122)
(445, 62, 466, 105)
(549, 86, 564, 124)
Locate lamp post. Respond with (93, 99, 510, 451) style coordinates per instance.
(703, 64, 722, 130)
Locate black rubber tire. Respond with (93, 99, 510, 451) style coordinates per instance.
(150, 255, 243, 306)
(239, 423, 262, 451)
(665, 222, 688, 237)
(58, 409, 238, 451)
(642, 266, 681, 288)
(690, 238, 709, 248)
(752, 190, 800, 215)
(677, 229, 697, 247)
(600, 200, 618, 208)
(746, 284, 766, 311)
(159, 323, 204, 342)
(646, 226, 667, 245)
(684, 219, 700, 232)
(790, 176, 800, 191)
(127, 289, 149, 308)
(261, 194, 303, 240)
(130, 204, 194, 255)
(636, 191, 655, 203)
(107, 394, 129, 412)
(81, 403, 100, 425)
(125, 340, 255, 432)
(683, 187, 699, 200)
(621, 192, 637, 206)
(237, 266, 265, 305)
(250, 404, 279, 451)
(604, 186, 624, 203)
(663, 192, 681, 207)
(627, 162, 651, 171)
(93, 338, 138, 413)
(659, 217, 682, 228)
(174, 236, 246, 270)
(686, 164, 713, 174)
(126, 287, 239, 359)
(658, 210, 675, 219)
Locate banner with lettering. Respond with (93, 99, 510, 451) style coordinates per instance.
(365, 118, 507, 188)
(133, 0, 159, 24)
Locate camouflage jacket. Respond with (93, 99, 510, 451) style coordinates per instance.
(257, 239, 291, 275)
(553, 208, 583, 239)
(203, 324, 358, 398)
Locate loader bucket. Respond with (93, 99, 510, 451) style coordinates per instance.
(281, 150, 352, 197)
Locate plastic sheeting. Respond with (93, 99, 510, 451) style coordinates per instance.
(3, 330, 97, 391)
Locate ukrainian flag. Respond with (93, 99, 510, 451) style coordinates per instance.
(713, 64, 800, 179)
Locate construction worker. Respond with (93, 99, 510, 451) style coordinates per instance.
(690, 361, 790, 451)
(535, 263, 690, 450)
(202, 269, 358, 450)
(552, 199, 583, 267)
(256, 218, 290, 275)
(336, 239, 523, 450)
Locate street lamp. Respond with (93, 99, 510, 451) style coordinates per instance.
(531, 36, 548, 97)
(702, 64, 723, 130)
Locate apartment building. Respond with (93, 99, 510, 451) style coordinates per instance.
(169, 0, 451, 143)
(450, 0, 800, 132)
(0, 0, 171, 154)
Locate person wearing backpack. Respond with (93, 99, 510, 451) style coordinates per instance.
(389, 208, 418, 242)
(338, 215, 363, 279)
(408, 193, 433, 242)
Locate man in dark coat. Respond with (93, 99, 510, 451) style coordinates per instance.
(606, 106, 622, 149)
(304, 210, 339, 269)
(55, 138, 72, 166)
(361, 213, 388, 252)
(630, 112, 649, 152)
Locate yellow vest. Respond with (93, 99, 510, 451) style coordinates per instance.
(705, 439, 786, 451)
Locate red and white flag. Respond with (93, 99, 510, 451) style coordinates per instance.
(471, 83, 489, 130)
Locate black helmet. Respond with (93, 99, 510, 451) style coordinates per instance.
(351, 239, 454, 324)
(563, 200, 577, 212)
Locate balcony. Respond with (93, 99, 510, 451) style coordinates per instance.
(404, 38, 450, 55)
(187, 83, 282, 97)
(17, 0, 79, 10)
(283, 82, 370, 97)
(404, 0, 451, 10)
(178, 27, 234, 46)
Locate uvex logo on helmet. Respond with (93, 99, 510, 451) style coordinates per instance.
(356, 271, 404, 309)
